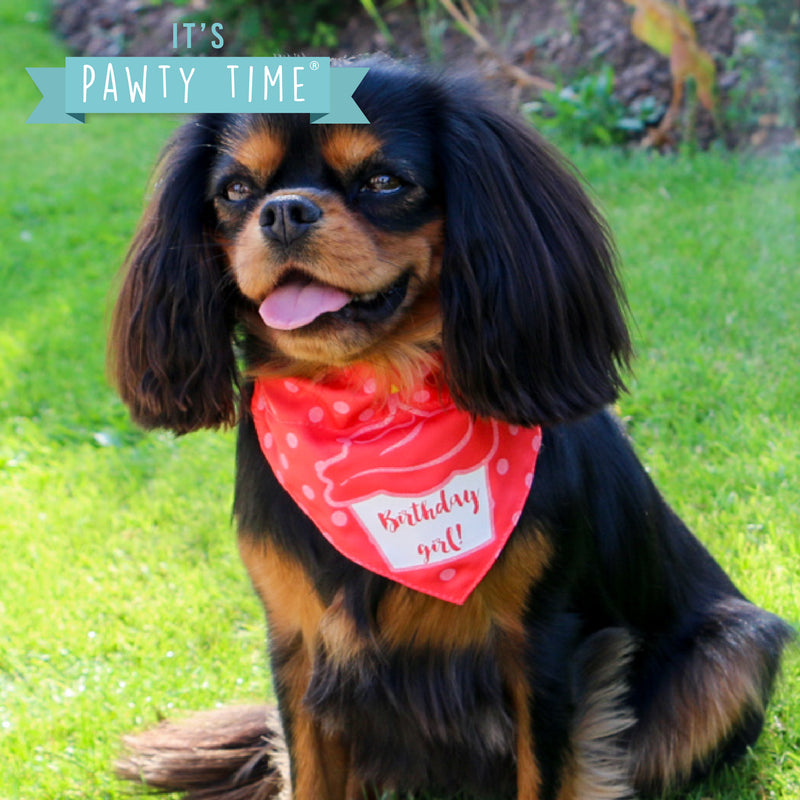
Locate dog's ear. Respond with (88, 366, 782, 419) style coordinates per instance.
(109, 116, 239, 434)
(436, 95, 631, 426)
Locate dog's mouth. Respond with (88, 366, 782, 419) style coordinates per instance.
(258, 270, 411, 331)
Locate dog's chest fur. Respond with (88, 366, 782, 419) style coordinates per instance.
(307, 610, 517, 795)
(235, 402, 557, 796)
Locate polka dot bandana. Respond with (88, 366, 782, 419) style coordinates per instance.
(251, 367, 542, 604)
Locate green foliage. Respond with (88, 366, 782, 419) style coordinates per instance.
(525, 66, 663, 146)
(725, 0, 800, 134)
(191, 0, 356, 54)
(417, 0, 450, 61)
(359, 0, 402, 46)
(415, 0, 518, 64)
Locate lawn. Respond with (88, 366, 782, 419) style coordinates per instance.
(1, 2, 798, 799)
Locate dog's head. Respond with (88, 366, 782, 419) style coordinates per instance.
(110, 59, 631, 434)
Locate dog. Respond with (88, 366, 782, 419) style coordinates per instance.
(110, 59, 792, 800)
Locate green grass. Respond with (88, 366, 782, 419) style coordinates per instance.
(1, 3, 798, 798)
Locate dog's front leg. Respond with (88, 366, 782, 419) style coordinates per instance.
(507, 661, 542, 798)
(239, 536, 352, 800)
(273, 640, 351, 800)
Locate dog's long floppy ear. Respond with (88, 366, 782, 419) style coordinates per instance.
(436, 94, 632, 427)
(109, 115, 239, 434)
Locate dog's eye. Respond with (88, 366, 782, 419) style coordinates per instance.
(361, 174, 403, 194)
(224, 181, 253, 202)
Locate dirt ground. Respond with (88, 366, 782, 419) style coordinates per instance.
(51, 0, 786, 149)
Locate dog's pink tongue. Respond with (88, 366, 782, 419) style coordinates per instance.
(259, 281, 351, 331)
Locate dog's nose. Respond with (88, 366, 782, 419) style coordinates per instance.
(259, 195, 322, 245)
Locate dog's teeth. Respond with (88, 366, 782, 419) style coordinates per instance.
(357, 292, 379, 302)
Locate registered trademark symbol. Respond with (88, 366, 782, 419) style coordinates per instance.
(310, 61, 320, 71)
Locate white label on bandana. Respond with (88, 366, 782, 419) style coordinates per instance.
(351, 465, 493, 571)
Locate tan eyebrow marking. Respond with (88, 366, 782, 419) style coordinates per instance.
(225, 127, 286, 183)
(321, 128, 383, 175)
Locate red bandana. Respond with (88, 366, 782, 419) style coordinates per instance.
(251, 367, 541, 604)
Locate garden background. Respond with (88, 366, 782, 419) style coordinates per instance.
(1, 0, 798, 797)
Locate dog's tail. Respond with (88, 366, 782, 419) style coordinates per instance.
(116, 705, 289, 800)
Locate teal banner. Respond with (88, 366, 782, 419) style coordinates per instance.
(26, 58, 369, 124)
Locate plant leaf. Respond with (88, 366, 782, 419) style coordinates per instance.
(670, 32, 717, 110)
(624, 0, 716, 110)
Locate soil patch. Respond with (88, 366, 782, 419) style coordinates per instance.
(50, 0, 781, 148)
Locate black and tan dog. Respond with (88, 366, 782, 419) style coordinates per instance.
(111, 59, 792, 800)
